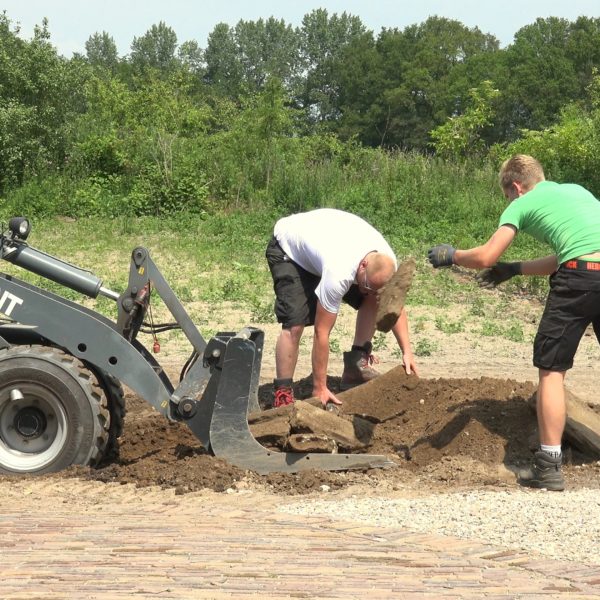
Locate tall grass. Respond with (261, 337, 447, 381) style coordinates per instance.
(0, 151, 550, 318)
(264, 149, 547, 264)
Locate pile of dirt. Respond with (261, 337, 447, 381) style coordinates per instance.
(45, 368, 599, 495)
(330, 367, 535, 465)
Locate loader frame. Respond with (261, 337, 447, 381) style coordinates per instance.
(0, 225, 394, 474)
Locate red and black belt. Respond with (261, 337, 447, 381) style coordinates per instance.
(563, 259, 600, 271)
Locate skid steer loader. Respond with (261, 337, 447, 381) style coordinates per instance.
(0, 217, 394, 476)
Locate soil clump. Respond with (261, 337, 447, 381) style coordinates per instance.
(375, 258, 416, 332)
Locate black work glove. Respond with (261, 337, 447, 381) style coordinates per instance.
(427, 244, 456, 268)
(475, 262, 522, 288)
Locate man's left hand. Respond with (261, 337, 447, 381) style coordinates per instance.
(427, 244, 456, 268)
(475, 262, 521, 288)
(402, 351, 418, 376)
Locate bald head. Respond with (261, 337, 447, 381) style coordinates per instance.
(365, 252, 396, 289)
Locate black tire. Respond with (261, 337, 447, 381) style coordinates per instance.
(93, 368, 126, 462)
(0, 345, 110, 474)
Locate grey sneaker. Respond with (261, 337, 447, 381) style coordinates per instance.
(518, 450, 565, 491)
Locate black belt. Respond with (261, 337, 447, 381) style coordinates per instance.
(563, 259, 600, 271)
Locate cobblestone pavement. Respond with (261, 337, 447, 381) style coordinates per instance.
(1, 479, 599, 599)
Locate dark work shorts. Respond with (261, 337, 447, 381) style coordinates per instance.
(265, 236, 364, 328)
(533, 263, 600, 371)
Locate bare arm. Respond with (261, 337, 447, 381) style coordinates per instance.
(391, 308, 418, 376)
(312, 302, 342, 406)
(520, 255, 558, 276)
(453, 225, 517, 269)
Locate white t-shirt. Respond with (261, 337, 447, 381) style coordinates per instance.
(274, 208, 397, 313)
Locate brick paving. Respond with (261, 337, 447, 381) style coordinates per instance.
(0, 480, 599, 599)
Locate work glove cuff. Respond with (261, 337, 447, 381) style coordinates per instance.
(508, 261, 522, 276)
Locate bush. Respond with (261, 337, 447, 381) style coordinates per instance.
(503, 74, 600, 197)
(127, 164, 209, 216)
(1, 175, 74, 218)
(70, 134, 127, 177)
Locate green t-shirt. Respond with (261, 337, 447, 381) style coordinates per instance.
(499, 181, 600, 264)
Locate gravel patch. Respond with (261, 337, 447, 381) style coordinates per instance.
(279, 488, 600, 566)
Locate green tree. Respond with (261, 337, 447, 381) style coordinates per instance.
(367, 17, 499, 150)
(130, 22, 178, 73)
(204, 23, 243, 96)
(85, 31, 118, 71)
(206, 77, 296, 202)
(500, 18, 579, 137)
(234, 18, 302, 94)
(299, 9, 367, 124)
(566, 17, 600, 103)
(506, 71, 600, 197)
(331, 32, 384, 144)
(67, 70, 214, 215)
(204, 18, 301, 98)
(0, 13, 87, 190)
(430, 80, 500, 159)
(178, 40, 204, 76)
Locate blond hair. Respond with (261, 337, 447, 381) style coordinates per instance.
(499, 154, 545, 193)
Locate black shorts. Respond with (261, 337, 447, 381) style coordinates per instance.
(265, 236, 364, 328)
(533, 262, 600, 371)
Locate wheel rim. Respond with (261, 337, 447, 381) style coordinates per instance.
(0, 381, 68, 472)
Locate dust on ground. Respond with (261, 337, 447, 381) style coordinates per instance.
(3, 292, 600, 496)
(16, 366, 595, 497)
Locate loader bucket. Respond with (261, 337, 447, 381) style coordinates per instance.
(198, 328, 395, 475)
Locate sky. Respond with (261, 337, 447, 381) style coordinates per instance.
(2, 0, 600, 57)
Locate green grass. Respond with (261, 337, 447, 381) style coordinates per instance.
(372, 332, 388, 352)
(0, 153, 553, 345)
(478, 319, 526, 342)
(435, 316, 464, 334)
(0, 209, 546, 349)
(3, 211, 273, 307)
(414, 338, 439, 357)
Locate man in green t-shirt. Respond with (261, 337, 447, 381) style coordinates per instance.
(427, 154, 600, 491)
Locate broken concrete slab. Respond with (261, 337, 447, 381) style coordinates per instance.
(286, 433, 338, 453)
(290, 401, 369, 451)
(527, 388, 600, 458)
(375, 257, 416, 332)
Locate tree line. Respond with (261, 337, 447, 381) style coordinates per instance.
(1, 9, 600, 217)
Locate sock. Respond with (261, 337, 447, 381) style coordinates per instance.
(352, 343, 371, 353)
(540, 444, 562, 459)
(274, 377, 293, 389)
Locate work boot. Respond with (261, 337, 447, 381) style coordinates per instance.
(518, 450, 565, 491)
(340, 342, 380, 391)
(273, 378, 295, 408)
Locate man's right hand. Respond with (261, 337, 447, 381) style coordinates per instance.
(427, 244, 456, 268)
(313, 385, 342, 408)
(475, 262, 522, 288)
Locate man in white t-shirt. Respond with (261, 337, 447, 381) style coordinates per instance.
(265, 208, 418, 408)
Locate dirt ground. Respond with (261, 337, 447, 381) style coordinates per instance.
(48, 365, 597, 496)
(3, 295, 600, 496)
